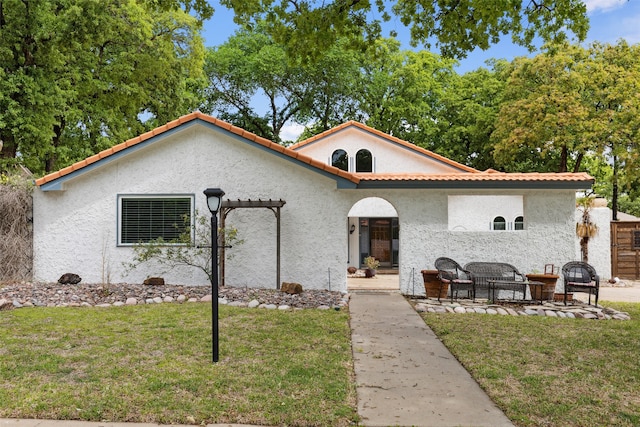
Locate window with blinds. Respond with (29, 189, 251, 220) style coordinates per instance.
(119, 195, 193, 245)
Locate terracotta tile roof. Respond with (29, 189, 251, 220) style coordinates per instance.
(35, 112, 362, 187)
(35, 112, 593, 190)
(289, 120, 479, 173)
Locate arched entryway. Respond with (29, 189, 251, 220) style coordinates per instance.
(347, 197, 400, 290)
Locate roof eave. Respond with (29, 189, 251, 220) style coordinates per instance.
(354, 179, 594, 190)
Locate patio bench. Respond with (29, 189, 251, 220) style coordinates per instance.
(464, 262, 539, 302)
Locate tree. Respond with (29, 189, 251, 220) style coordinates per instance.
(491, 41, 640, 216)
(583, 41, 640, 218)
(491, 44, 593, 173)
(201, 24, 312, 144)
(358, 38, 458, 146)
(434, 60, 509, 169)
(202, 25, 367, 143)
(126, 211, 243, 285)
(0, 0, 205, 175)
(220, 0, 589, 62)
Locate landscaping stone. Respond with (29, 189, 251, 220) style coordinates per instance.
(408, 296, 630, 320)
(0, 282, 348, 311)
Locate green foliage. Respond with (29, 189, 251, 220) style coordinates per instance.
(126, 211, 244, 284)
(0, 0, 206, 175)
(221, 0, 589, 63)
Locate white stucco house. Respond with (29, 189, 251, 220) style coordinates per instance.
(33, 112, 594, 293)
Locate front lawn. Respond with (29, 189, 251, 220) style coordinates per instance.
(420, 301, 640, 427)
(0, 304, 357, 426)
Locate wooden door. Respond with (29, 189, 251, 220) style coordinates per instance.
(611, 221, 640, 279)
(370, 219, 391, 268)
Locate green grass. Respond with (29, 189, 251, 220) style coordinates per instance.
(0, 304, 357, 426)
(4, 299, 640, 427)
(419, 301, 640, 427)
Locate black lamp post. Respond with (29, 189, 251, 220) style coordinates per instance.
(203, 187, 225, 363)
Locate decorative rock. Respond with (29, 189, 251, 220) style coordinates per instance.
(152, 297, 163, 304)
(414, 304, 427, 313)
(278, 305, 291, 310)
(524, 309, 538, 315)
(0, 298, 10, 310)
(263, 304, 277, 310)
(58, 273, 81, 285)
(187, 298, 198, 303)
(126, 298, 137, 305)
(177, 295, 186, 303)
(317, 305, 330, 310)
(506, 308, 518, 316)
(545, 310, 557, 317)
(486, 308, 498, 315)
(143, 277, 165, 286)
(200, 295, 212, 302)
(113, 301, 125, 307)
(474, 307, 486, 314)
(218, 298, 228, 304)
(12, 300, 22, 308)
(454, 306, 466, 314)
(163, 296, 174, 303)
(281, 282, 303, 295)
(496, 308, 508, 315)
(228, 301, 246, 307)
(96, 303, 111, 308)
(145, 298, 154, 304)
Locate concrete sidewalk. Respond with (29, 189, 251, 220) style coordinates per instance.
(350, 291, 514, 427)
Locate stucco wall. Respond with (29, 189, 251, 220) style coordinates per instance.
(295, 127, 464, 174)
(388, 189, 577, 296)
(34, 124, 354, 291)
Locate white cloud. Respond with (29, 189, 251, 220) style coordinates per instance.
(584, 0, 627, 13)
(279, 122, 305, 142)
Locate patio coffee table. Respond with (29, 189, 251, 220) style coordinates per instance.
(487, 280, 544, 303)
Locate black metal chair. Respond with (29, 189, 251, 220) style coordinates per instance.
(561, 261, 600, 306)
(434, 257, 475, 302)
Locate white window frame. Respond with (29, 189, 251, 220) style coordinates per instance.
(117, 194, 195, 246)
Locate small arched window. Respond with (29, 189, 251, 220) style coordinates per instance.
(514, 216, 524, 230)
(492, 216, 506, 231)
(356, 149, 372, 172)
(331, 149, 348, 171)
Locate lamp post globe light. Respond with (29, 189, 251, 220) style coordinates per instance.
(203, 188, 225, 363)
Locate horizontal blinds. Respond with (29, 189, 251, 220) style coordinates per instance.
(121, 197, 191, 244)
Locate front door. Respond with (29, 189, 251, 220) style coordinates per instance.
(359, 217, 399, 269)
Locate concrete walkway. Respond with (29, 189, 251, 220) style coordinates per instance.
(350, 291, 513, 427)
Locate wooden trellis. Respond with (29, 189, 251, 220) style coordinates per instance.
(219, 199, 286, 289)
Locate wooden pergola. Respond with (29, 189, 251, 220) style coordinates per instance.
(219, 199, 286, 289)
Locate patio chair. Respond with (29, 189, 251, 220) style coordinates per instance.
(434, 257, 475, 302)
(561, 261, 600, 306)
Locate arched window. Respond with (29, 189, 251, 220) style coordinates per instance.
(492, 216, 506, 231)
(356, 149, 372, 172)
(331, 149, 348, 171)
(514, 216, 524, 230)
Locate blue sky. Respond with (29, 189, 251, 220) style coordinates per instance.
(200, 0, 640, 138)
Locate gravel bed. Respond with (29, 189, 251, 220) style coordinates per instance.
(0, 282, 349, 310)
